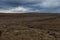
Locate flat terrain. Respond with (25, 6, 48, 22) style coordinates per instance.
(0, 13, 60, 40)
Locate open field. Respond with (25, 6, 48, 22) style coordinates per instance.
(0, 13, 60, 40)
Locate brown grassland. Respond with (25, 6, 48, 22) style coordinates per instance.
(0, 13, 60, 40)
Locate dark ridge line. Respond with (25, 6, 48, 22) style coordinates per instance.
(0, 12, 60, 14)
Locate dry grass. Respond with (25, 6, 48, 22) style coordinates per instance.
(0, 13, 60, 40)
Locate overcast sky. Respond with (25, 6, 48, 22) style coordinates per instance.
(0, 0, 60, 13)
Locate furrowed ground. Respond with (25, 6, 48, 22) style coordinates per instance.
(0, 13, 60, 40)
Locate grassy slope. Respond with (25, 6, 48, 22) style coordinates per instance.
(0, 13, 60, 40)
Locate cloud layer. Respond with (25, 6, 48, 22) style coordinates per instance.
(0, 0, 60, 13)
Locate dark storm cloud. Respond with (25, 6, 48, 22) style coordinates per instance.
(0, 0, 60, 13)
